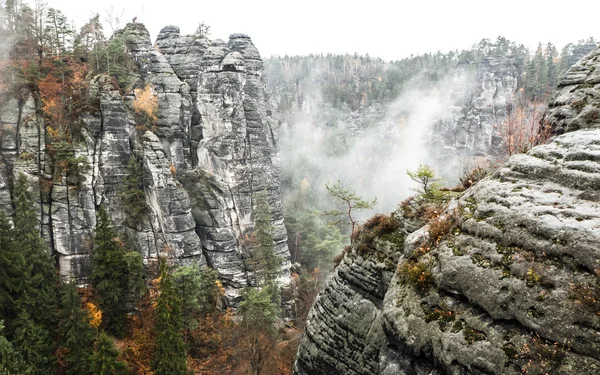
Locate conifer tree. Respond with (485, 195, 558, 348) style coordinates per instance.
(154, 257, 188, 375)
(58, 284, 95, 375)
(9, 173, 58, 374)
(0, 211, 25, 327)
(92, 206, 145, 337)
(0, 320, 31, 375)
(91, 332, 127, 375)
(92, 206, 129, 337)
(12, 173, 59, 331)
(172, 265, 219, 334)
(120, 156, 147, 222)
(252, 191, 281, 286)
(12, 311, 55, 375)
(323, 180, 376, 242)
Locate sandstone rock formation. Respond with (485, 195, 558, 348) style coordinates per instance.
(429, 56, 518, 177)
(0, 22, 290, 299)
(295, 45, 600, 374)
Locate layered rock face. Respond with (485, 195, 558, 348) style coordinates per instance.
(0, 23, 290, 298)
(429, 56, 518, 178)
(295, 46, 600, 374)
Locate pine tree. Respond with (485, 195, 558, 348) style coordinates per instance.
(0, 320, 31, 375)
(9, 173, 59, 374)
(12, 173, 59, 330)
(12, 311, 55, 375)
(172, 265, 219, 334)
(323, 180, 377, 241)
(154, 257, 188, 375)
(92, 206, 129, 337)
(92, 206, 145, 337)
(58, 284, 95, 375)
(252, 191, 281, 286)
(545, 43, 558, 94)
(0, 211, 25, 327)
(120, 156, 147, 222)
(45, 8, 73, 55)
(91, 332, 127, 375)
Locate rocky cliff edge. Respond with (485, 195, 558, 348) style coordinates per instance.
(295, 45, 600, 375)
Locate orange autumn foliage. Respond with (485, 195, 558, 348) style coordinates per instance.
(37, 57, 92, 133)
(121, 280, 158, 375)
(85, 302, 103, 329)
(133, 84, 158, 127)
(494, 94, 551, 158)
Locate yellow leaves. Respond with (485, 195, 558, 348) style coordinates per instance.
(42, 98, 57, 115)
(133, 84, 159, 126)
(46, 125, 60, 140)
(215, 280, 226, 297)
(85, 302, 103, 329)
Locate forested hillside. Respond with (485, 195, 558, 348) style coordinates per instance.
(266, 38, 597, 279)
(266, 37, 597, 112)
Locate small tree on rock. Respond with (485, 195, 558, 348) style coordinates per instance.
(406, 164, 442, 201)
(120, 155, 147, 222)
(324, 180, 376, 242)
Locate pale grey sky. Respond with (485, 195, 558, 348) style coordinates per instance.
(47, 0, 599, 61)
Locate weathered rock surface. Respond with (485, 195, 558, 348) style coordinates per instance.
(181, 33, 290, 299)
(295, 46, 600, 374)
(0, 22, 290, 297)
(429, 56, 518, 177)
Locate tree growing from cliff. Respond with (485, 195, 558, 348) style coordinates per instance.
(90, 32, 137, 93)
(92, 206, 144, 337)
(154, 257, 189, 375)
(406, 164, 443, 201)
(323, 180, 376, 243)
(45, 7, 74, 56)
(252, 191, 282, 288)
(133, 84, 158, 129)
(121, 155, 147, 224)
(195, 22, 210, 39)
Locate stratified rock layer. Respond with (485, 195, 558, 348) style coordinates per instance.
(0, 23, 290, 297)
(295, 46, 600, 374)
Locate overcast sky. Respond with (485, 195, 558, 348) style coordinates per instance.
(46, 0, 599, 61)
